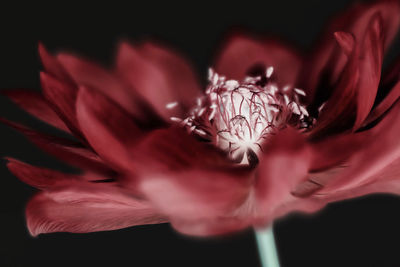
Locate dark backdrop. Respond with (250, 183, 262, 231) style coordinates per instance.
(1, 1, 400, 266)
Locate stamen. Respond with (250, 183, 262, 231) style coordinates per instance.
(266, 66, 274, 78)
(166, 102, 178, 109)
(170, 117, 182, 122)
(294, 88, 306, 96)
(170, 66, 314, 165)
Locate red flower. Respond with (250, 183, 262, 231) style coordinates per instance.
(3, 0, 400, 236)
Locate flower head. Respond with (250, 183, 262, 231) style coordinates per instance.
(3, 0, 400, 236)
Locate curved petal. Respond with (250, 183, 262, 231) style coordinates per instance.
(6, 158, 81, 190)
(312, 100, 400, 194)
(139, 168, 251, 221)
(214, 34, 302, 86)
(0, 118, 115, 176)
(302, 0, 400, 103)
(311, 14, 385, 137)
(317, 161, 400, 203)
(2, 89, 70, 133)
(139, 42, 202, 110)
(76, 86, 142, 171)
(170, 217, 251, 237)
(57, 52, 161, 126)
(26, 187, 165, 236)
(309, 131, 370, 172)
(364, 80, 400, 125)
(255, 128, 312, 214)
(116, 41, 201, 120)
(126, 126, 253, 221)
(366, 56, 400, 124)
(40, 72, 83, 138)
(38, 43, 73, 83)
(131, 126, 234, 171)
(352, 14, 384, 130)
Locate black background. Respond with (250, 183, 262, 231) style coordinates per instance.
(1, 1, 400, 266)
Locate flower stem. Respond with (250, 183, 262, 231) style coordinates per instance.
(255, 226, 280, 267)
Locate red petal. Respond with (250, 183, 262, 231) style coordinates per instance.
(352, 14, 384, 130)
(132, 127, 233, 171)
(139, 168, 251, 221)
(40, 72, 83, 138)
(314, 100, 400, 194)
(26, 187, 165, 236)
(2, 89, 70, 132)
(127, 127, 252, 220)
(311, 14, 385, 136)
(334, 31, 355, 56)
(364, 80, 400, 125)
(38, 43, 72, 83)
(76, 86, 142, 171)
(7, 158, 83, 190)
(309, 132, 370, 172)
(1, 118, 114, 175)
(116, 42, 201, 120)
(170, 217, 251, 237)
(365, 57, 400, 124)
(303, 0, 400, 103)
(214, 34, 302, 86)
(57, 52, 157, 123)
(139, 42, 202, 111)
(318, 160, 400, 203)
(255, 128, 312, 214)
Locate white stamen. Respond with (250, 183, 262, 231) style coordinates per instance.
(198, 107, 206, 116)
(282, 85, 291, 92)
(294, 88, 306, 96)
(208, 68, 214, 80)
(284, 94, 290, 105)
(208, 109, 216, 120)
(225, 80, 240, 90)
(174, 67, 313, 165)
(318, 102, 326, 113)
(166, 102, 178, 109)
(266, 66, 274, 78)
(194, 129, 207, 136)
(299, 106, 309, 116)
(170, 117, 182, 122)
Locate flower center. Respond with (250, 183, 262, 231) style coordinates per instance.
(168, 66, 313, 165)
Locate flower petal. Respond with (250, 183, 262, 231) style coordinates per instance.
(309, 131, 370, 172)
(40, 72, 83, 138)
(7, 158, 84, 190)
(311, 14, 385, 136)
(38, 43, 72, 83)
(214, 34, 302, 86)
(303, 0, 400, 103)
(76, 86, 142, 171)
(312, 100, 400, 194)
(2, 89, 70, 132)
(57, 52, 162, 126)
(170, 217, 251, 237)
(255, 128, 312, 214)
(116, 42, 201, 120)
(132, 126, 233, 171)
(0, 118, 114, 175)
(364, 80, 400, 125)
(139, 42, 202, 111)
(139, 168, 251, 221)
(318, 159, 400, 203)
(26, 187, 165, 236)
(128, 127, 252, 220)
(352, 14, 384, 130)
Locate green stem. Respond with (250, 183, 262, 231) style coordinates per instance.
(255, 226, 280, 267)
